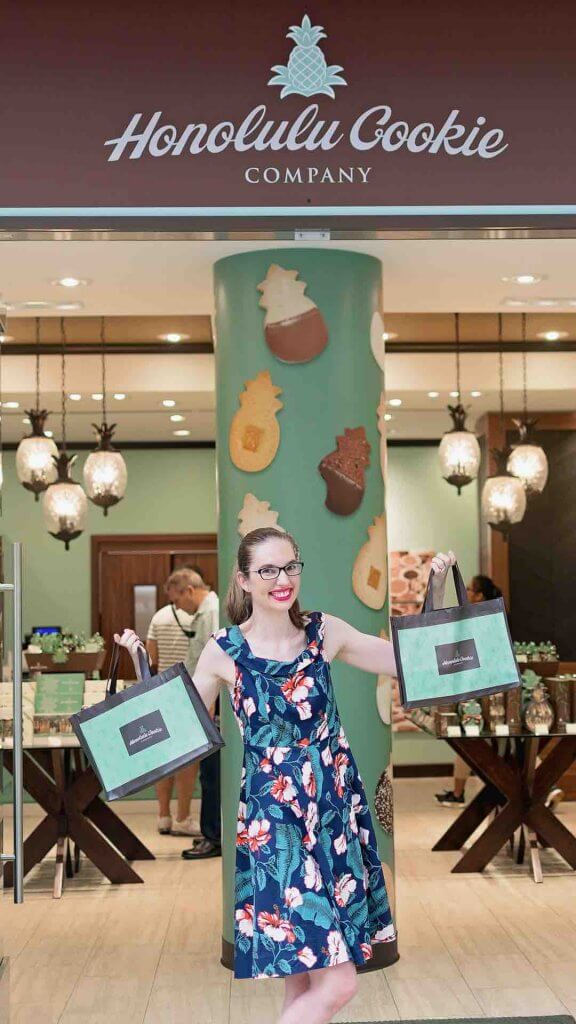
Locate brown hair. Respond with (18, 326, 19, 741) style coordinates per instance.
(164, 568, 208, 594)
(225, 527, 307, 628)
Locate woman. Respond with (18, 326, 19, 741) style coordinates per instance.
(435, 573, 502, 807)
(117, 528, 455, 1024)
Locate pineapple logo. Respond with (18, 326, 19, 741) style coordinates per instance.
(269, 14, 347, 100)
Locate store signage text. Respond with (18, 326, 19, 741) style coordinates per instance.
(105, 104, 508, 166)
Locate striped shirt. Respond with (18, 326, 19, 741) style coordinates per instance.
(147, 604, 195, 672)
(184, 591, 219, 676)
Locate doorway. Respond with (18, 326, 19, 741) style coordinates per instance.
(91, 532, 218, 678)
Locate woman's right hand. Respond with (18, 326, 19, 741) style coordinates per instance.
(114, 628, 146, 680)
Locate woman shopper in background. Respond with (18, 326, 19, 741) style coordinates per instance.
(118, 528, 455, 1024)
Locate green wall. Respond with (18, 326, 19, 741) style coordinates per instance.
(1, 448, 216, 638)
(387, 444, 480, 769)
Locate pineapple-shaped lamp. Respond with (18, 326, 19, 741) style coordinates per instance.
(83, 317, 128, 515)
(269, 15, 347, 99)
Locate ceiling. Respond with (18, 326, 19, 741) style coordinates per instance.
(1, 236, 575, 442)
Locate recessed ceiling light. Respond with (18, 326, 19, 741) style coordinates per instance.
(51, 277, 90, 288)
(535, 299, 558, 307)
(388, 398, 402, 407)
(501, 274, 543, 285)
(537, 330, 568, 342)
(22, 417, 30, 425)
(3, 401, 19, 409)
(449, 391, 460, 398)
(158, 332, 190, 343)
(470, 390, 483, 398)
(502, 298, 527, 308)
(21, 300, 52, 309)
(170, 414, 185, 422)
(162, 399, 176, 408)
(0, 334, 14, 342)
(69, 393, 82, 401)
(45, 430, 54, 438)
(91, 392, 103, 401)
(384, 413, 393, 422)
(113, 392, 126, 400)
(428, 391, 440, 399)
(56, 301, 84, 312)
(173, 429, 190, 437)
(381, 331, 398, 342)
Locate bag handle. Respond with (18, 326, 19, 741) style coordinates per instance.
(422, 561, 468, 614)
(106, 639, 152, 697)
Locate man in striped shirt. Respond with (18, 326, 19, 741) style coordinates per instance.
(147, 568, 218, 836)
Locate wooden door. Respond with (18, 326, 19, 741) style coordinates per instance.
(92, 534, 218, 679)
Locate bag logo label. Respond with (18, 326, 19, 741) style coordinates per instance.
(435, 638, 480, 675)
(120, 710, 170, 755)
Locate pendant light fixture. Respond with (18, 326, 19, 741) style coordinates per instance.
(16, 318, 58, 500)
(481, 316, 527, 538)
(506, 313, 549, 495)
(438, 313, 481, 493)
(83, 316, 127, 515)
(42, 317, 88, 549)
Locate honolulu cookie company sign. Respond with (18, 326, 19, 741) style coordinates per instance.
(104, 13, 508, 186)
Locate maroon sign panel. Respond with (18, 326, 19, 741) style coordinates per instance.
(1, 0, 576, 214)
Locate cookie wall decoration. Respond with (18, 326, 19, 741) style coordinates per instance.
(370, 311, 386, 371)
(352, 514, 388, 609)
(374, 765, 394, 834)
(318, 426, 371, 516)
(257, 263, 328, 363)
(238, 493, 284, 537)
(377, 392, 388, 482)
(229, 371, 283, 472)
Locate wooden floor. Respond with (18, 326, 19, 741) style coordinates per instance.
(2, 777, 576, 1023)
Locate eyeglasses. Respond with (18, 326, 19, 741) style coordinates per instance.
(249, 561, 304, 581)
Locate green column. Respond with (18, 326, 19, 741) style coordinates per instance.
(214, 248, 396, 970)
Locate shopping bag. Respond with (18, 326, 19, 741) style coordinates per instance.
(70, 643, 224, 800)
(391, 563, 522, 709)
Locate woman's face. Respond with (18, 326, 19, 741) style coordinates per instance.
(239, 537, 302, 614)
(466, 580, 483, 603)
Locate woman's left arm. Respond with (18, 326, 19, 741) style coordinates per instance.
(326, 550, 456, 676)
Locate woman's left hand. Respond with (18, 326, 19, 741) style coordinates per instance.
(430, 550, 456, 590)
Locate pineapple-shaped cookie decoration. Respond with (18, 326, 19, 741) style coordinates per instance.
(352, 514, 388, 609)
(318, 427, 371, 516)
(229, 371, 283, 472)
(258, 264, 328, 364)
(269, 14, 347, 100)
(238, 493, 285, 538)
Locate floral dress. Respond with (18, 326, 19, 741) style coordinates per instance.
(212, 611, 395, 980)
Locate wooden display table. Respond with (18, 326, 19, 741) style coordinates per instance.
(1, 737, 154, 898)
(433, 730, 576, 882)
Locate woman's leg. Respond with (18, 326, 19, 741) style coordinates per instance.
(175, 762, 199, 822)
(282, 973, 310, 1013)
(278, 961, 358, 1024)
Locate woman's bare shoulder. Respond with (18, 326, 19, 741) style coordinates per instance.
(201, 634, 236, 686)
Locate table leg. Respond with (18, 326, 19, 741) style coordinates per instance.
(67, 812, 144, 884)
(3, 815, 59, 888)
(433, 783, 501, 851)
(527, 803, 576, 870)
(521, 737, 543, 882)
(83, 798, 155, 861)
(54, 835, 66, 899)
(452, 800, 524, 873)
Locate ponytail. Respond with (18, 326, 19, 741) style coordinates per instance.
(471, 574, 503, 601)
(225, 527, 308, 629)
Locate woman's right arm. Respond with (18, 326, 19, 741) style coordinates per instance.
(114, 628, 233, 709)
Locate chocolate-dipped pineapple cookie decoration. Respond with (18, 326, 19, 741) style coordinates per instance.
(229, 370, 283, 472)
(257, 263, 328, 363)
(318, 426, 371, 516)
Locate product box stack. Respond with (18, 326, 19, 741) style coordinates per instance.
(33, 674, 85, 737)
(0, 681, 37, 743)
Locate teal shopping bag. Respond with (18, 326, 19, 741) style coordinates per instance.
(70, 644, 224, 800)
(391, 563, 522, 709)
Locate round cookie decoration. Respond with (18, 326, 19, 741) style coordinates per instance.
(352, 514, 388, 609)
(374, 765, 394, 834)
(257, 263, 328, 363)
(318, 426, 371, 515)
(370, 312, 386, 371)
(238, 493, 284, 537)
(229, 371, 283, 472)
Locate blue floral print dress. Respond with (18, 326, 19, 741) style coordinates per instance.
(212, 611, 395, 980)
